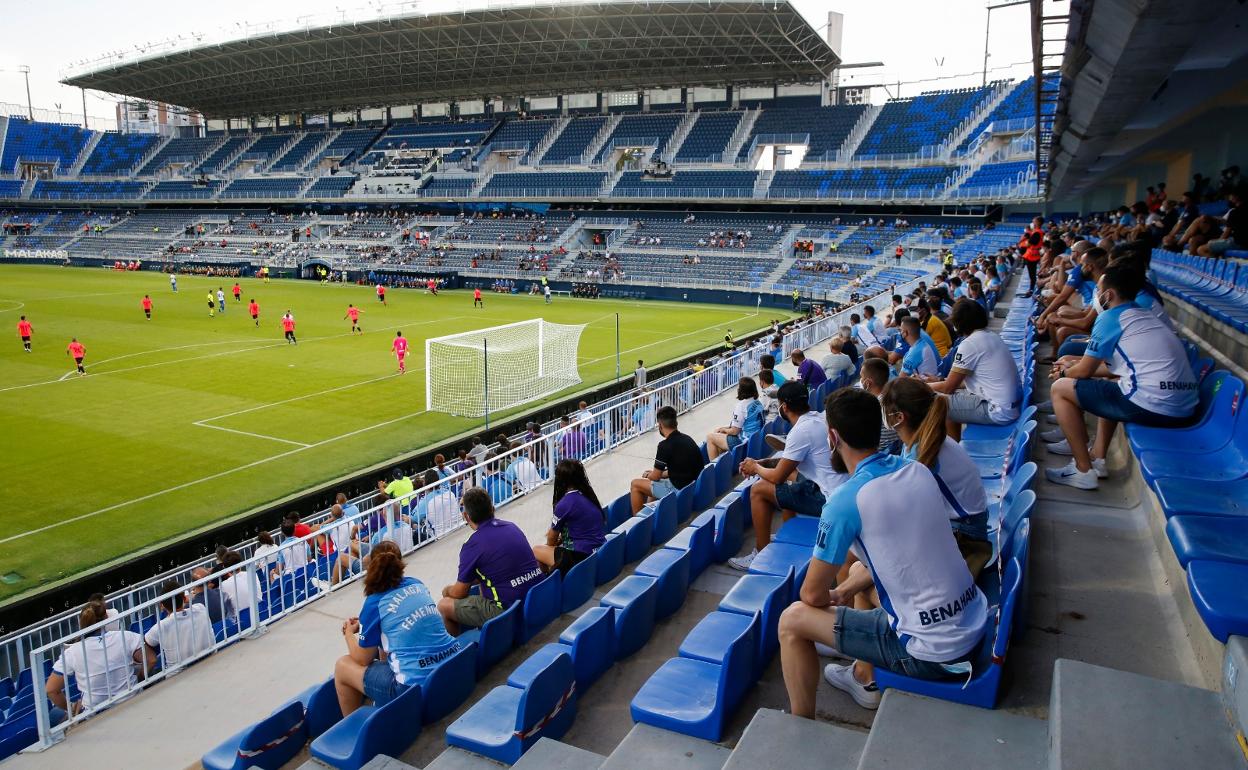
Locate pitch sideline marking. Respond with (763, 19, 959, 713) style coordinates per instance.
(192, 422, 313, 447)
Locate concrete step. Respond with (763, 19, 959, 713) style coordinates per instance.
(723, 708, 865, 770)
(1226, 636, 1248, 740)
(600, 723, 731, 770)
(359, 757, 422, 770)
(1050, 658, 1245, 770)
(857, 691, 1045, 770)
(423, 747, 507, 770)
(513, 738, 607, 769)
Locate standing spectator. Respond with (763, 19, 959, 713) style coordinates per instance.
(436, 488, 542, 634)
(144, 580, 215, 669)
(707, 377, 764, 460)
(334, 541, 461, 716)
(791, 349, 828, 389)
(928, 299, 1022, 440)
(629, 406, 704, 513)
(190, 566, 234, 625)
(634, 359, 647, 389)
(533, 460, 606, 575)
(820, 337, 855, 382)
(47, 603, 147, 714)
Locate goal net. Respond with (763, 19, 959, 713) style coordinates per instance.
(425, 319, 586, 417)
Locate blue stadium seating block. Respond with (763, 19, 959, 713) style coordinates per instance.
(1153, 476, 1248, 519)
(310, 681, 421, 770)
(557, 605, 616, 689)
(718, 568, 792, 675)
(615, 514, 655, 564)
(202, 699, 307, 770)
(600, 575, 659, 659)
(634, 547, 693, 620)
(664, 516, 715, 578)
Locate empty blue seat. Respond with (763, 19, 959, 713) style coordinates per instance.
(1186, 560, 1248, 643)
(203, 703, 306, 770)
(714, 452, 734, 495)
(630, 611, 757, 741)
(560, 552, 598, 613)
(748, 541, 811, 586)
(521, 572, 562, 642)
(1153, 477, 1248, 519)
(1136, 406, 1248, 485)
(600, 575, 660, 659)
(703, 494, 747, 563)
(664, 516, 715, 578)
(422, 642, 479, 724)
(445, 646, 577, 764)
(302, 677, 345, 739)
(718, 568, 792, 676)
(773, 515, 819, 546)
(1166, 517, 1248, 567)
(594, 533, 626, 586)
(693, 465, 718, 512)
(606, 494, 633, 530)
(614, 515, 655, 564)
(645, 494, 678, 546)
(678, 610, 759, 671)
(675, 482, 696, 521)
(634, 547, 693, 620)
(745, 430, 767, 460)
(962, 405, 1038, 442)
(556, 606, 615, 689)
(310, 681, 422, 770)
(458, 601, 520, 677)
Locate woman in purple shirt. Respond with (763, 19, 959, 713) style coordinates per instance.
(533, 460, 606, 575)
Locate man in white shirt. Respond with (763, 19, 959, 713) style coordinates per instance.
(275, 520, 309, 576)
(48, 603, 149, 713)
(850, 312, 883, 350)
(820, 337, 856, 382)
(634, 360, 647, 389)
(730, 382, 844, 571)
(218, 551, 262, 620)
(144, 580, 215, 669)
(928, 299, 1021, 439)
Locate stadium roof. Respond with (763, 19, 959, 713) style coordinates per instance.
(60, 1, 837, 119)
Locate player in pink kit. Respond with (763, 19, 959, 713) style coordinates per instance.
(392, 330, 409, 374)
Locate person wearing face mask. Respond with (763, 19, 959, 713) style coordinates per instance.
(898, 317, 940, 378)
(776, 388, 988, 713)
(859, 358, 900, 453)
(1044, 247, 1112, 360)
(1044, 263, 1199, 490)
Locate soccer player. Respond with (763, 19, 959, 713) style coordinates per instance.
(170, 273, 178, 292)
(345, 304, 363, 334)
(248, 298, 260, 327)
(376, 283, 387, 306)
(141, 295, 153, 321)
(392, 330, 409, 374)
(261, 266, 270, 283)
(216, 287, 227, 315)
(16, 315, 33, 352)
(207, 291, 216, 318)
(544, 284, 552, 304)
(473, 287, 483, 308)
(66, 338, 86, 376)
(426, 278, 437, 295)
(281, 312, 297, 344)
(232, 282, 241, 303)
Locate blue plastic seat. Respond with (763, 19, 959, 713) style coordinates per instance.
(630, 611, 757, 741)
(745, 430, 767, 459)
(961, 405, 1038, 442)
(693, 465, 718, 512)
(714, 452, 734, 495)
(557, 606, 615, 689)
(748, 541, 811, 586)
(678, 611, 759, 670)
(560, 552, 598, 613)
(675, 482, 696, 522)
(1166, 517, 1248, 567)
(703, 498, 746, 563)
(606, 494, 633, 530)
(422, 642, 479, 724)
(310, 681, 422, 770)
(634, 548, 693, 620)
(1126, 372, 1241, 455)
(600, 575, 659, 659)
(1186, 560, 1248, 643)
(664, 517, 715, 578)
(998, 490, 1036, 564)
(645, 494, 679, 546)
(773, 515, 820, 546)
(594, 533, 626, 586)
(521, 572, 562, 642)
(987, 462, 1036, 513)
(302, 677, 344, 739)
(445, 646, 577, 765)
(718, 568, 792, 676)
(1153, 477, 1248, 519)
(457, 601, 520, 677)
(614, 515, 655, 564)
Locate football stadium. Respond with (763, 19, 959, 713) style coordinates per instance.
(0, 0, 1246, 766)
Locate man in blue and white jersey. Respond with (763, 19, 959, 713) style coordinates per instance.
(1045, 262, 1198, 490)
(850, 312, 883, 351)
(778, 388, 988, 714)
(897, 317, 939, 378)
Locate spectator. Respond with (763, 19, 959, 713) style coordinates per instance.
(791, 349, 827, 389)
(759, 354, 786, 386)
(914, 299, 953, 357)
(253, 530, 281, 574)
(707, 377, 764, 460)
(629, 405, 704, 513)
(758, 368, 779, 423)
(881, 378, 991, 577)
(928, 299, 1022, 440)
(219, 551, 262, 619)
(437, 488, 542, 634)
(898, 316, 940, 378)
(47, 602, 147, 714)
(1044, 263, 1198, 490)
(821, 337, 856, 382)
(559, 415, 586, 460)
(730, 381, 841, 571)
(533, 460, 606, 575)
(859, 358, 900, 453)
(145, 579, 215, 669)
(369, 505, 415, 554)
(467, 436, 489, 465)
(850, 312, 882, 349)
(416, 470, 460, 538)
(634, 359, 647, 389)
(333, 541, 461, 716)
(275, 519, 309, 578)
(384, 467, 415, 519)
(1197, 187, 1246, 258)
(86, 592, 123, 632)
(777, 388, 988, 715)
(190, 566, 234, 625)
(1021, 228, 1045, 297)
(504, 442, 543, 492)
(315, 504, 360, 583)
(838, 326, 860, 366)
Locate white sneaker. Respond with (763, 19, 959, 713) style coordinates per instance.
(1046, 438, 1073, 455)
(1036, 399, 1054, 413)
(1092, 457, 1108, 479)
(1039, 428, 1065, 443)
(823, 663, 882, 710)
(815, 642, 852, 661)
(728, 549, 757, 571)
(1045, 461, 1099, 490)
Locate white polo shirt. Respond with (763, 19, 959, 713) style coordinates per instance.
(220, 571, 262, 621)
(145, 603, 215, 668)
(53, 630, 143, 710)
(951, 330, 1021, 422)
(782, 410, 845, 495)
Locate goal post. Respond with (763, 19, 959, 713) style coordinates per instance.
(425, 319, 586, 418)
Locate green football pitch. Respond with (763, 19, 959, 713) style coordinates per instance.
(0, 265, 782, 604)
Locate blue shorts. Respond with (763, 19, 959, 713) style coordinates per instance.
(363, 659, 401, 705)
(1057, 336, 1089, 358)
(834, 607, 974, 680)
(1073, 378, 1194, 427)
(650, 478, 676, 499)
(774, 477, 825, 517)
(726, 433, 744, 449)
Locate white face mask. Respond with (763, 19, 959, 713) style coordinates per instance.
(1092, 290, 1105, 315)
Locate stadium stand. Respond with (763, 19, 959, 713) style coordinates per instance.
(959, 161, 1036, 192)
(595, 112, 683, 161)
(769, 167, 954, 199)
(305, 175, 358, 197)
(855, 86, 994, 158)
(218, 177, 308, 199)
(270, 131, 331, 172)
(78, 132, 160, 176)
(736, 105, 866, 162)
(673, 110, 743, 163)
(224, 132, 296, 172)
(371, 120, 495, 151)
(612, 170, 759, 198)
(137, 136, 224, 176)
(145, 179, 223, 200)
(0, 119, 92, 174)
(196, 135, 253, 173)
(540, 115, 608, 164)
(29, 180, 148, 200)
(481, 171, 607, 198)
(305, 128, 383, 170)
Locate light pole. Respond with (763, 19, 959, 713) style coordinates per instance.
(982, 1, 1030, 87)
(18, 65, 32, 120)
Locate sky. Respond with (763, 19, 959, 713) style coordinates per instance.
(0, 0, 1038, 129)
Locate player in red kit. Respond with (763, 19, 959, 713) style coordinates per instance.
(426, 278, 438, 295)
(66, 338, 86, 376)
(16, 316, 33, 352)
(376, 283, 387, 306)
(344, 304, 363, 334)
(281, 312, 297, 344)
(392, 331, 409, 373)
(232, 282, 242, 303)
(473, 287, 483, 308)
(141, 294, 153, 320)
(248, 298, 260, 326)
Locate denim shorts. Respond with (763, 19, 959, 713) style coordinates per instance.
(726, 433, 744, 449)
(1074, 378, 1194, 427)
(946, 391, 1013, 426)
(1057, 335, 1089, 358)
(774, 476, 826, 517)
(364, 659, 401, 705)
(650, 478, 676, 499)
(834, 607, 970, 680)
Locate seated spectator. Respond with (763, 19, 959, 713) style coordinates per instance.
(777, 388, 988, 714)
(253, 530, 281, 574)
(334, 541, 461, 716)
(274, 519, 310, 578)
(533, 460, 606, 575)
(927, 299, 1021, 440)
(1196, 187, 1246, 258)
(859, 358, 900, 453)
(881, 378, 991, 577)
(838, 326, 860, 366)
(707, 377, 764, 460)
(47, 602, 147, 715)
(629, 406, 704, 513)
(314, 504, 359, 583)
(86, 592, 123, 632)
(850, 312, 882, 349)
(190, 566, 234, 625)
(914, 299, 952, 357)
(416, 470, 460, 538)
(504, 443, 543, 492)
(791, 349, 827, 389)
(219, 551, 262, 618)
(759, 354, 786, 386)
(1044, 263, 1198, 489)
(821, 337, 856, 382)
(731, 382, 842, 570)
(898, 317, 939, 378)
(559, 415, 587, 460)
(145, 579, 215, 669)
(758, 368, 779, 423)
(437, 488, 542, 634)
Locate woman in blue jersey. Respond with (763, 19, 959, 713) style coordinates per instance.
(333, 541, 460, 715)
(881, 377, 992, 578)
(706, 377, 764, 460)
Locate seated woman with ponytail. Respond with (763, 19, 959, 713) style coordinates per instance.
(707, 377, 764, 460)
(533, 459, 606, 575)
(880, 377, 993, 578)
(333, 540, 461, 716)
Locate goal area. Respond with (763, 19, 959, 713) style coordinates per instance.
(425, 319, 586, 418)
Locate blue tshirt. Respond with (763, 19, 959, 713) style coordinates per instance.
(551, 489, 606, 554)
(357, 577, 461, 686)
(901, 332, 940, 377)
(1066, 265, 1094, 304)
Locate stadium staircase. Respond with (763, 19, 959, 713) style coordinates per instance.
(830, 104, 882, 164)
(599, 164, 629, 197)
(583, 115, 623, 166)
(722, 108, 760, 163)
(751, 169, 775, 199)
(0, 117, 7, 169)
(66, 131, 102, 177)
(759, 254, 798, 288)
(662, 111, 700, 162)
(527, 116, 571, 166)
(130, 134, 172, 177)
(937, 80, 1016, 159)
(215, 134, 261, 176)
(255, 132, 304, 173)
